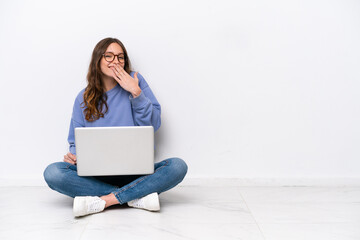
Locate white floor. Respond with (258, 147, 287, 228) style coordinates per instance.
(0, 186, 359, 240)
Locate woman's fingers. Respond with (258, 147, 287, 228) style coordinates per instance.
(111, 66, 139, 94)
(113, 65, 131, 82)
(112, 67, 122, 82)
(113, 64, 122, 75)
(112, 65, 119, 75)
(64, 153, 76, 165)
(64, 154, 72, 161)
(67, 152, 76, 161)
(64, 155, 75, 164)
(118, 66, 127, 75)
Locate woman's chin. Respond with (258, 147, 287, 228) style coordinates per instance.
(101, 73, 115, 81)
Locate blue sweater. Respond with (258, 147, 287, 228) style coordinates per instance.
(67, 72, 161, 155)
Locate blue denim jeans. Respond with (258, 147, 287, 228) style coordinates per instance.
(43, 157, 188, 204)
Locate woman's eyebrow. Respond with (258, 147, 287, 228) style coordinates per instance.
(106, 51, 124, 55)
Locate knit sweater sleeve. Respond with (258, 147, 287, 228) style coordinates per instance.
(129, 73, 161, 131)
(67, 96, 85, 155)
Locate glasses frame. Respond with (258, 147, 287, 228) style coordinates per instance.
(102, 52, 126, 63)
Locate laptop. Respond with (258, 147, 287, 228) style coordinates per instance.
(75, 126, 154, 176)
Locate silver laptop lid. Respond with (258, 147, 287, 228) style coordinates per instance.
(75, 126, 154, 176)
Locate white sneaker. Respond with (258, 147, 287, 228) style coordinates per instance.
(73, 196, 106, 217)
(127, 192, 160, 212)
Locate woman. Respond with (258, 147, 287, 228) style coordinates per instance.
(43, 37, 188, 217)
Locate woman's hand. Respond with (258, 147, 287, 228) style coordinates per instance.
(111, 64, 142, 98)
(64, 152, 77, 165)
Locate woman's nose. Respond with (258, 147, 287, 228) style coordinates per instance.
(108, 60, 120, 67)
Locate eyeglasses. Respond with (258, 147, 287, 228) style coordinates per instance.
(102, 52, 125, 63)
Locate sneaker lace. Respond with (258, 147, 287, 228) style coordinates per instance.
(88, 199, 103, 213)
(131, 198, 144, 208)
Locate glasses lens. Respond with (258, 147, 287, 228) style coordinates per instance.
(104, 52, 114, 62)
(117, 55, 125, 63)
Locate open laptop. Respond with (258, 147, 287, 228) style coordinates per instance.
(75, 126, 154, 176)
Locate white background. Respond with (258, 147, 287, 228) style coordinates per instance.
(0, 0, 359, 185)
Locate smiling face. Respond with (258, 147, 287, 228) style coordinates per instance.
(100, 43, 125, 79)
